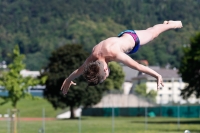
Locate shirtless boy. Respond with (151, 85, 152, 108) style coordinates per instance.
(61, 20, 183, 95)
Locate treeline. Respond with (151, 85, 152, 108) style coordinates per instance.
(0, 0, 200, 70)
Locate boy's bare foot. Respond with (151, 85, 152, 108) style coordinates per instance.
(163, 21, 169, 24)
(163, 20, 183, 28)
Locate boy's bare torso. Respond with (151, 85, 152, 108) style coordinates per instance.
(91, 34, 135, 62)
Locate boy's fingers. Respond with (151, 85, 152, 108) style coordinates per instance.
(60, 85, 64, 90)
(161, 82, 164, 87)
(72, 82, 76, 85)
(63, 88, 67, 95)
(60, 80, 66, 90)
(61, 85, 64, 90)
(157, 85, 160, 90)
(61, 81, 76, 95)
(60, 84, 63, 90)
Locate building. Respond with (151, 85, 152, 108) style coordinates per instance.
(94, 64, 154, 108)
(132, 66, 199, 104)
(122, 65, 139, 95)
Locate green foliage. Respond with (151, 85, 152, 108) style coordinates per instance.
(146, 90, 157, 100)
(0, 45, 45, 108)
(134, 83, 157, 100)
(179, 32, 200, 99)
(0, 0, 200, 70)
(105, 62, 125, 89)
(134, 84, 147, 97)
(43, 44, 125, 118)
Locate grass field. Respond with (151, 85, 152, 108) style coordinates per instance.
(0, 98, 200, 133)
(0, 117, 200, 133)
(0, 98, 63, 117)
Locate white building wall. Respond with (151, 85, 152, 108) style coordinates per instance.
(20, 69, 40, 77)
(94, 94, 155, 107)
(122, 82, 132, 95)
(145, 78, 194, 104)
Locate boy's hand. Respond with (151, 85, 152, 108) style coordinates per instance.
(60, 78, 76, 95)
(157, 75, 164, 90)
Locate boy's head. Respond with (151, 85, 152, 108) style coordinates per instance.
(83, 60, 106, 86)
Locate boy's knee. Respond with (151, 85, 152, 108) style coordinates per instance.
(151, 30, 159, 40)
(148, 31, 155, 41)
(146, 28, 157, 40)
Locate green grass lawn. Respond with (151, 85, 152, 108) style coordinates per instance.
(0, 98, 200, 133)
(0, 117, 200, 133)
(0, 98, 63, 117)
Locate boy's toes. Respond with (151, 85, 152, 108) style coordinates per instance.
(169, 20, 183, 28)
(163, 20, 169, 24)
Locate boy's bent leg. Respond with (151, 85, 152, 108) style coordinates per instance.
(135, 21, 183, 45)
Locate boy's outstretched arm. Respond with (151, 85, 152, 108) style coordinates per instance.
(60, 56, 92, 95)
(116, 52, 164, 90)
(60, 68, 82, 95)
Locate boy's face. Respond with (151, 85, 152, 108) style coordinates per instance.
(96, 60, 110, 84)
(101, 62, 110, 82)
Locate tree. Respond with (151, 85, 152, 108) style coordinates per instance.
(134, 84, 147, 97)
(0, 45, 46, 108)
(43, 44, 125, 118)
(179, 32, 200, 99)
(1, 0, 199, 70)
(134, 83, 157, 101)
(105, 62, 125, 89)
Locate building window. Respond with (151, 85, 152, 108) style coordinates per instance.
(160, 94, 162, 97)
(168, 87, 171, 90)
(169, 94, 171, 97)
